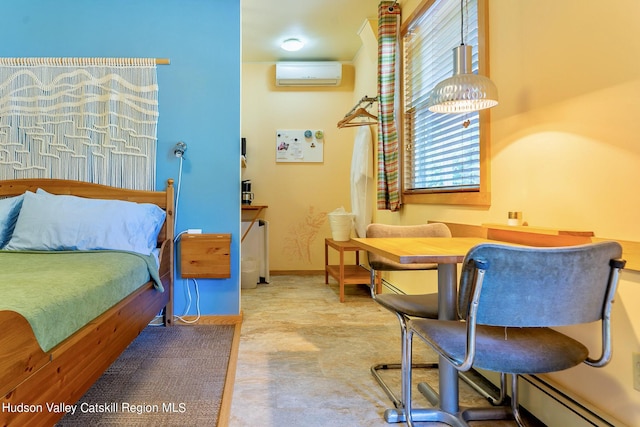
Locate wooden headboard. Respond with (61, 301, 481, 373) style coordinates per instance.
(0, 178, 175, 244)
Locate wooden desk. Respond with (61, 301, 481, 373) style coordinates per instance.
(351, 236, 497, 423)
(324, 239, 370, 303)
(354, 237, 487, 265)
(241, 205, 267, 242)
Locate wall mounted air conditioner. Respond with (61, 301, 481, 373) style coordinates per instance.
(275, 61, 342, 86)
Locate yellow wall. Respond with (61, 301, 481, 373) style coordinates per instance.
(241, 64, 357, 271)
(241, 18, 381, 273)
(242, 0, 640, 423)
(371, 0, 640, 424)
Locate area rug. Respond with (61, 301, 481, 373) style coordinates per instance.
(56, 324, 236, 427)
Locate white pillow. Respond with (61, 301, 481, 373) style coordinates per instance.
(4, 190, 166, 255)
(0, 195, 24, 248)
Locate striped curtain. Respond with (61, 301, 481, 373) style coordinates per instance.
(377, 2, 401, 211)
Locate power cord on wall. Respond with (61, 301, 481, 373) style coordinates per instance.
(174, 278, 201, 324)
(151, 142, 202, 325)
(173, 150, 184, 233)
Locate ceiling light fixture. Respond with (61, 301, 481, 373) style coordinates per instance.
(281, 38, 304, 52)
(428, 0, 498, 114)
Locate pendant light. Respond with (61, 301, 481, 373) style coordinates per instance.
(428, 0, 498, 114)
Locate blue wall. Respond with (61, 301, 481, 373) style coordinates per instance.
(1, 0, 241, 315)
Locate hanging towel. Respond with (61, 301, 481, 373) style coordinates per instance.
(351, 126, 374, 238)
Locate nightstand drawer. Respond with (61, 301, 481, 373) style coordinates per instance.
(180, 234, 231, 278)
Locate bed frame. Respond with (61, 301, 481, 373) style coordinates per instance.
(0, 178, 175, 426)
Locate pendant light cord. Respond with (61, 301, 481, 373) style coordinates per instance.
(459, 0, 472, 46)
(460, 0, 470, 46)
(460, 0, 464, 45)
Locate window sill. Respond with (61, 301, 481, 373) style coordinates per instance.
(402, 191, 491, 207)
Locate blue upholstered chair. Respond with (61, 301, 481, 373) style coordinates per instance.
(366, 223, 505, 411)
(404, 241, 625, 427)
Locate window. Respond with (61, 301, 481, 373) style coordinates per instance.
(402, 0, 491, 206)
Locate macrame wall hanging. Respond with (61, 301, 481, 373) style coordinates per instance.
(0, 57, 164, 190)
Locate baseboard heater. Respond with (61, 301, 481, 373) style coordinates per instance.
(378, 275, 627, 427)
(520, 374, 625, 427)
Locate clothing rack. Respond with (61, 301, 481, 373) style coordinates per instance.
(337, 95, 378, 128)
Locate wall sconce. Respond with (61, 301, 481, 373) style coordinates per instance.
(174, 141, 187, 158)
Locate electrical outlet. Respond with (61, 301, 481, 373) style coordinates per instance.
(187, 228, 202, 234)
(634, 352, 640, 392)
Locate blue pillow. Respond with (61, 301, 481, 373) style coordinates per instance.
(4, 190, 166, 255)
(0, 195, 24, 248)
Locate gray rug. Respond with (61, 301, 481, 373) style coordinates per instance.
(56, 324, 235, 427)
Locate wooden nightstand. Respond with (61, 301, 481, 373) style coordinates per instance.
(180, 233, 231, 278)
(324, 238, 370, 303)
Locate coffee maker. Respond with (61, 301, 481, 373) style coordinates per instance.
(241, 180, 253, 205)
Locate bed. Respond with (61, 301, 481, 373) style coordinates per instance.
(0, 178, 174, 427)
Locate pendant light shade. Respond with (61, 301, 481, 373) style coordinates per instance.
(428, 44, 498, 113)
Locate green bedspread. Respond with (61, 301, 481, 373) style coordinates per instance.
(0, 250, 163, 352)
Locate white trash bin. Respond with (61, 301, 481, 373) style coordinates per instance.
(328, 208, 354, 241)
(241, 257, 259, 289)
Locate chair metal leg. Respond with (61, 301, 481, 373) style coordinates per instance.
(458, 370, 508, 406)
(370, 278, 507, 415)
(415, 368, 507, 409)
(511, 374, 528, 427)
(454, 375, 519, 426)
(371, 362, 438, 408)
(496, 372, 508, 405)
(404, 328, 472, 427)
(372, 309, 442, 411)
(370, 268, 508, 422)
(402, 328, 516, 427)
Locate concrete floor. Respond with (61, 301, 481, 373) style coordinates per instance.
(230, 274, 543, 427)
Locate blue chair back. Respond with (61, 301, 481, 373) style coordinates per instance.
(458, 242, 624, 327)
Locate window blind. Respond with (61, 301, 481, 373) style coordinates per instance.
(403, 0, 480, 192)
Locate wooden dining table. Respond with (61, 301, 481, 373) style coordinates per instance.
(352, 236, 503, 424)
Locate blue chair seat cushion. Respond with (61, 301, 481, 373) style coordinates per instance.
(376, 293, 439, 318)
(411, 319, 589, 374)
